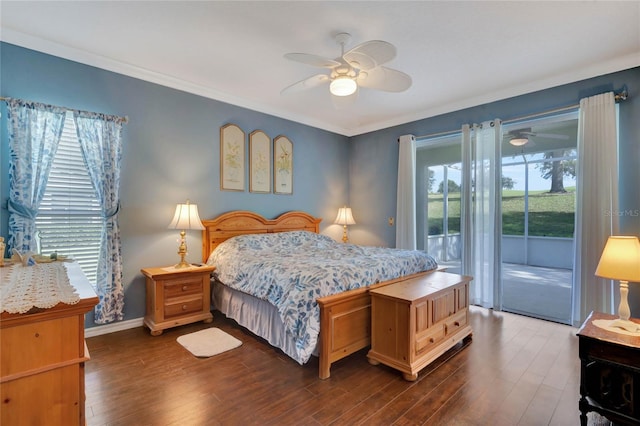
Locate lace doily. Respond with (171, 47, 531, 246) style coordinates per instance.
(592, 319, 640, 336)
(0, 262, 80, 314)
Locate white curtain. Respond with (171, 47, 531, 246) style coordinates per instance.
(460, 125, 473, 277)
(573, 92, 619, 325)
(462, 121, 502, 309)
(396, 134, 417, 249)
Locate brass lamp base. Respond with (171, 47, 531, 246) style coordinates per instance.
(342, 225, 348, 243)
(174, 230, 192, 268)
(174, 259, 192, 269)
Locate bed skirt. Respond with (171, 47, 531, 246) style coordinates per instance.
(211, 280, 318, 364)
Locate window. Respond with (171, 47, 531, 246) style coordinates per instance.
(35, 112, 102, 285)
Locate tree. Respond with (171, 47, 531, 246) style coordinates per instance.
(428, 169, 435, 193)
(502, 176, 516, 190)
(437, 179, 461, 194)
(537, 149, 576, 193)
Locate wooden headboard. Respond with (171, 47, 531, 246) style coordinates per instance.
(201, 210, 322, 262)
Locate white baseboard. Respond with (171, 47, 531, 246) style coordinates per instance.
(85, 317, 144, 338)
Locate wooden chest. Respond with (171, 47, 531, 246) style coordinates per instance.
(367, 271, 473, 381)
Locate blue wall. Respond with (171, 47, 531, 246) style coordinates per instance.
(1, 41, 638, 327)
(0, 42, 350, 328)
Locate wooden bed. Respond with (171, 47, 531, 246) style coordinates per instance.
(201, 210, 435, 379)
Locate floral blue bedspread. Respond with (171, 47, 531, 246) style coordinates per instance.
(207, 231, 437, 364)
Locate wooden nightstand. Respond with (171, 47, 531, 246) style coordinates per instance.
(577, 311, 640, 425)
(141, 265, 215, 336)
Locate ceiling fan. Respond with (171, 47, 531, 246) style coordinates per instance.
(281, 32, 412, 108)
(506, 128, 569, 146)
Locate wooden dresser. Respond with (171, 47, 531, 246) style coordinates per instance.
(577, 311, 640, 425)
(367, 271, 473, 381)
(141, 265, 215, 336)
(0, 262, 99, 426)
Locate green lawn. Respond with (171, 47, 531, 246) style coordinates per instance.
(427, 188, 575, 238)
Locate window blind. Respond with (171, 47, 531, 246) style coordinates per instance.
(35, 112, 102, 285)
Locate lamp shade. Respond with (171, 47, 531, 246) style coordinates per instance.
(330, 77, 357, 97)
(334, 207, 356, 226)
(595, 236, 640, 281)
(168, 202, 205, 230)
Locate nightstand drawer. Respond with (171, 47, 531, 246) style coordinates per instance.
(164, 279, 203, 299)
(164, 298, 203, 318)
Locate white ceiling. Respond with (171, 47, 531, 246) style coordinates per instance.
(1, 1, 639, 137)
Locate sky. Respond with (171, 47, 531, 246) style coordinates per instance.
(502, 164, 576, 192)
(430, 152, 577, 193)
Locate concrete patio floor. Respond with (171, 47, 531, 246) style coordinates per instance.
(438, 261, 573, 325)
(502, 262, 573, 324)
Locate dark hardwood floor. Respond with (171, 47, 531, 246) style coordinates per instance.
(85, 306, 588, 425)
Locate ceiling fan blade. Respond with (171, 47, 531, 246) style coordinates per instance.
(284, 53, 341, 69)
(357, 66, 412, 92)
(280, 74, 329, 95)
(533, 132, 570, 140)
(343, 40, 396, 70)
(331, 88, 358, 109)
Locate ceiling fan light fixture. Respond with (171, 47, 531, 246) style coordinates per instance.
(509, 137, 529, 147)
(330, 76, 357, 97)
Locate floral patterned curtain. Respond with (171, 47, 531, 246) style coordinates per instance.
(74, 111, 125, 324)
(6, 99, 66, 253)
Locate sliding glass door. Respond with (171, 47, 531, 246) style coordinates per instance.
(501, 113, 578, 324)
(416, 135, 462, 273)
(416, 112, 578, 325)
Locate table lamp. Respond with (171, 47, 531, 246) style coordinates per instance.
(595, 235, 640, 333)
(334, 206, 356, 243)
(168, 200, 205, 268)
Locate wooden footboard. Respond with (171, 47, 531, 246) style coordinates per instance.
(317, 269, 435, 379)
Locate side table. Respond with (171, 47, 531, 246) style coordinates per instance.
(141, 265, 215, 336)
(577, 311, 640, 425)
